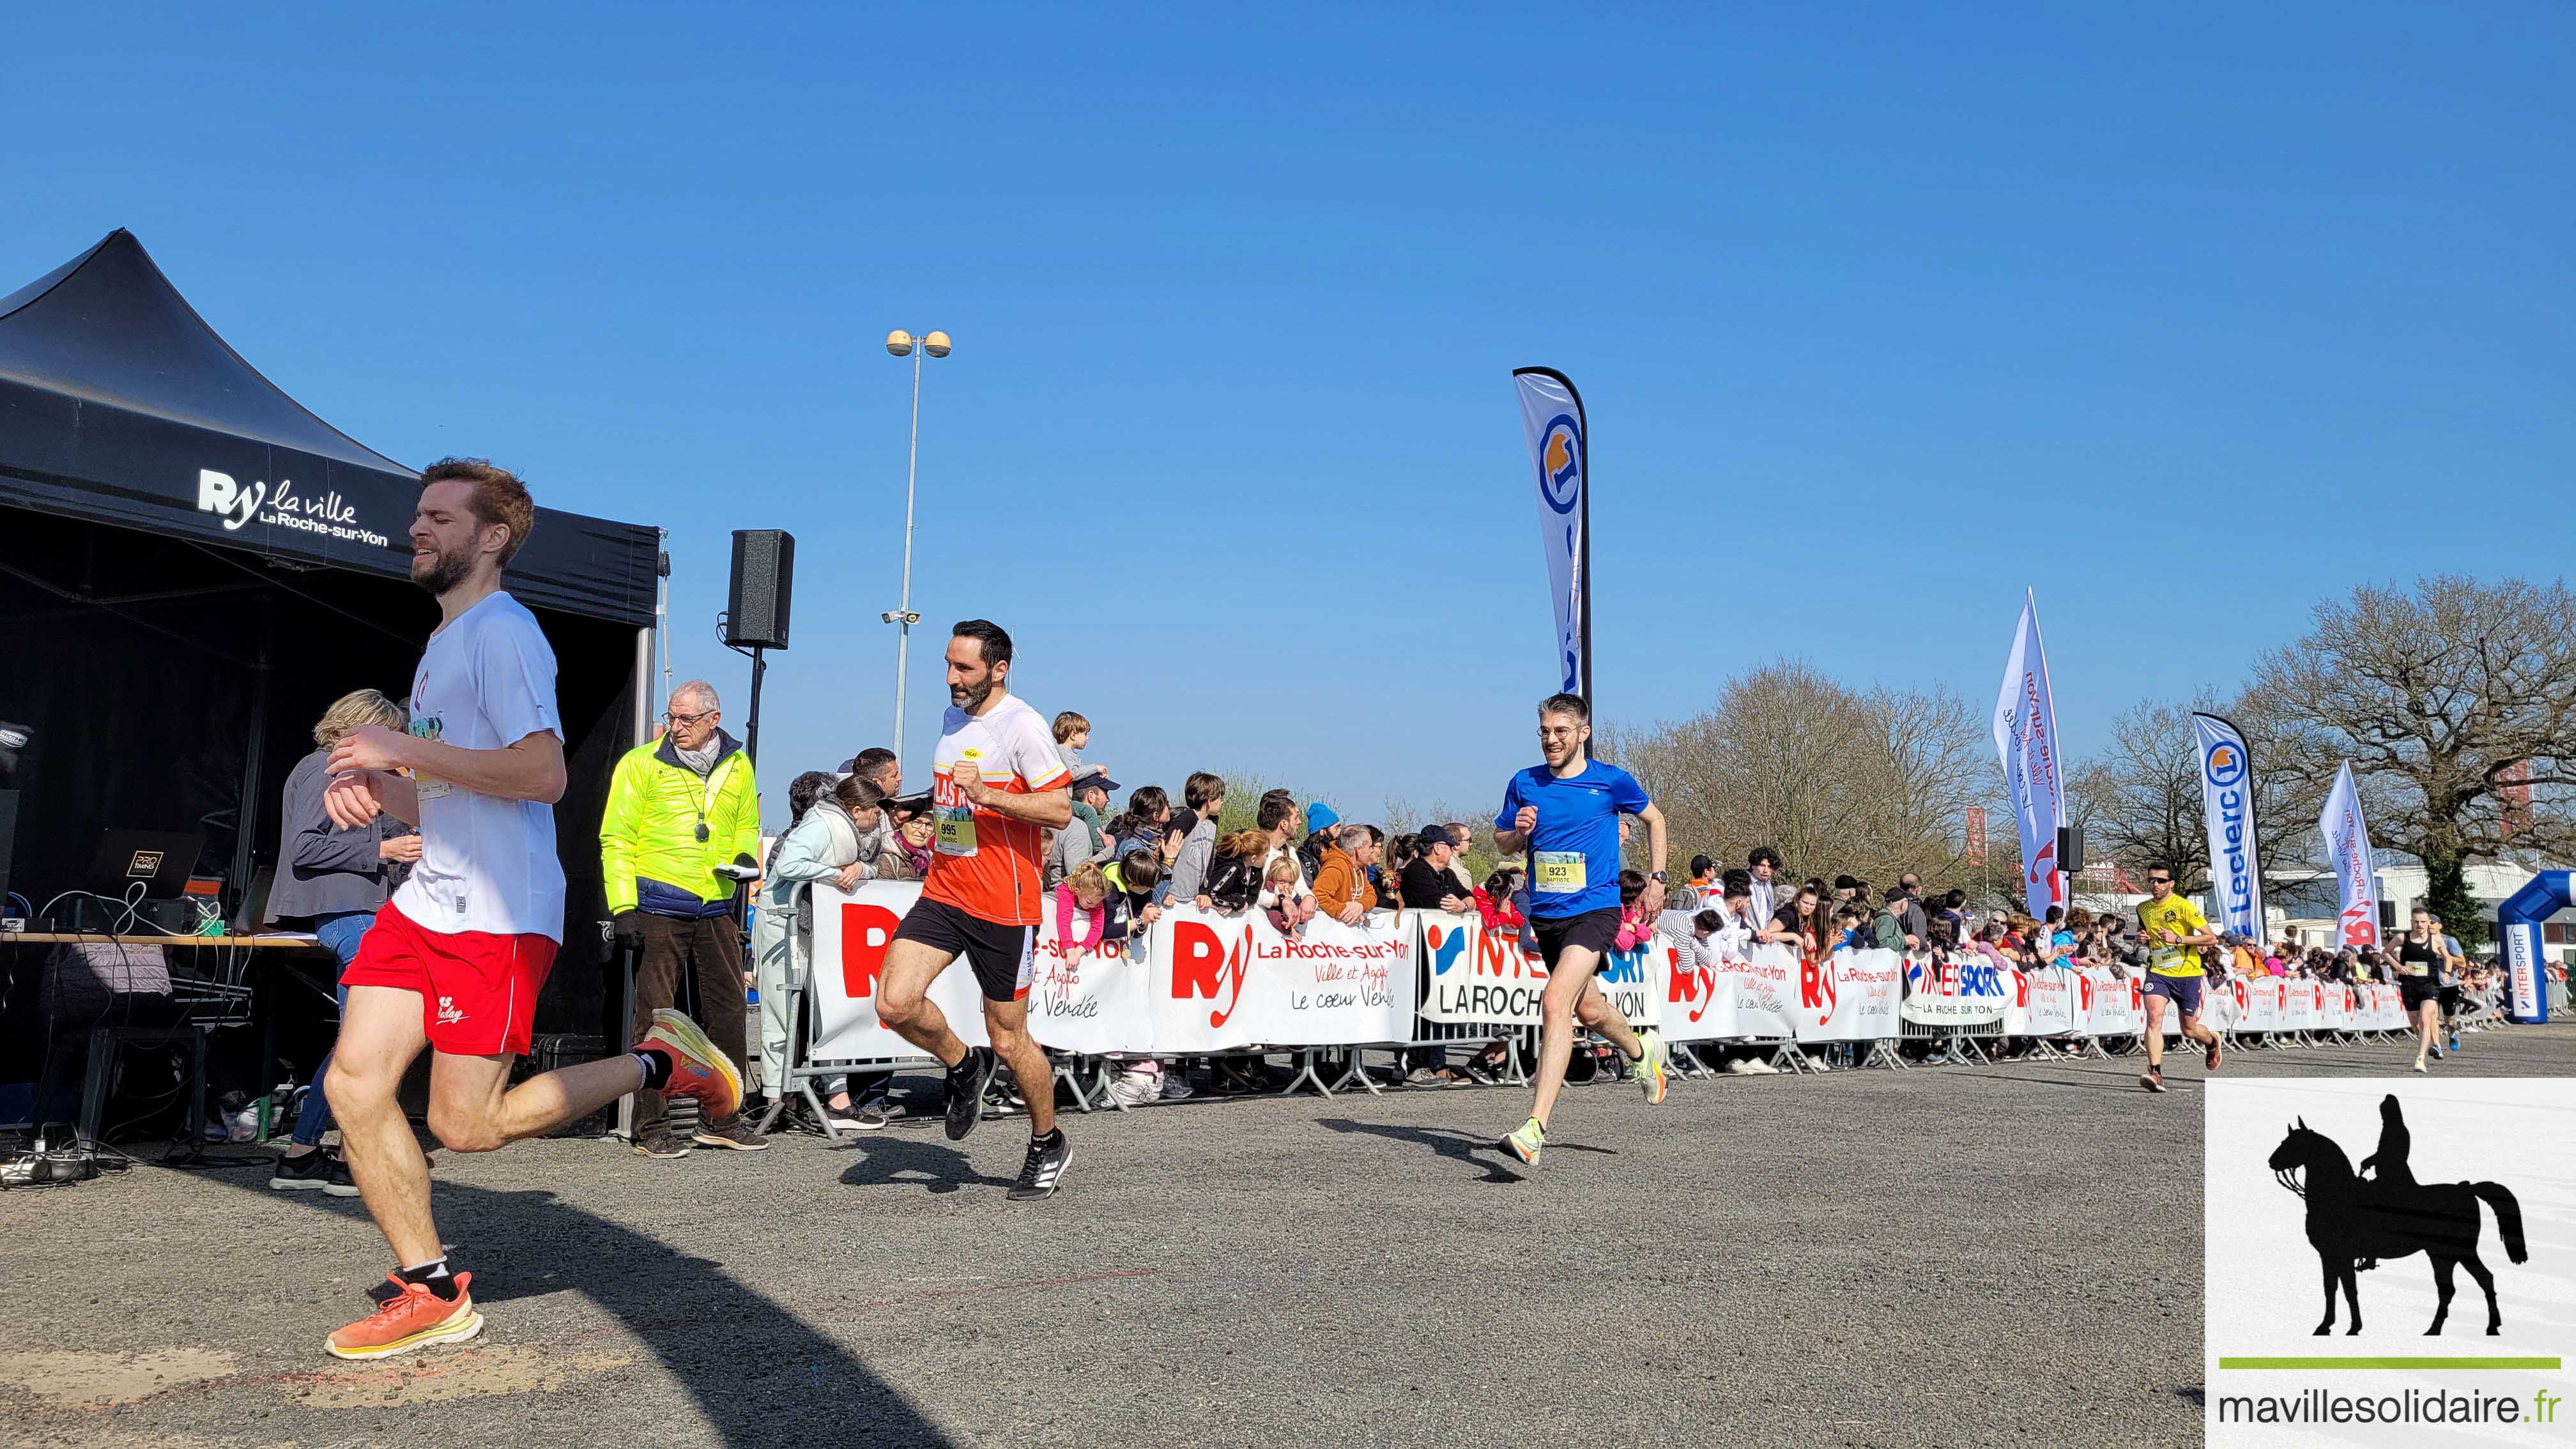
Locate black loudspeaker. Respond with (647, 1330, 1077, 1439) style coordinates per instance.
(2057, 824, 2085, 874)
(725, 530, 795, 650)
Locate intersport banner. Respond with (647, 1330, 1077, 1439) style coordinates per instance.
(2191, 712, 2266, 939)
(1418, 910, 1540, 1023)
(1992, 590, 2068, 920)
(1514, 367, 1588, 696)
(1416, 909, 1664, 1031)
(2320, 761, 2380, 949)
(1902, 956, 2012, 1027)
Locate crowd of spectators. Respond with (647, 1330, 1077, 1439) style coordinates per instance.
(749, 716, 2532, 1121)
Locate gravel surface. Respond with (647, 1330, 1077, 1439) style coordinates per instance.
(3, 1023, 2568, 1448)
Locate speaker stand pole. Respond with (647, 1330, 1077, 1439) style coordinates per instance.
(744, 645, 767, 769)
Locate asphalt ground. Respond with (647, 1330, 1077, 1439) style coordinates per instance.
(3, 1023, 2570, 1449)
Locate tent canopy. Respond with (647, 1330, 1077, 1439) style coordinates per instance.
(0, 229, 656, 627)
(0, 230, 658, 1061)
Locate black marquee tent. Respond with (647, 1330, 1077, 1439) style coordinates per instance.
(1, 229, 661, 1061)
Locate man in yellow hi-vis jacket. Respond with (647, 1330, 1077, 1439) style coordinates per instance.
(602, 680, 763, 1156)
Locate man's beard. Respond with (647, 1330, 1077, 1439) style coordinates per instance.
(411, 542, 475, 597)
(949, 677, 994, 710)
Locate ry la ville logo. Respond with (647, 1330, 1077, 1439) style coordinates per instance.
(197, 468, 390, 548)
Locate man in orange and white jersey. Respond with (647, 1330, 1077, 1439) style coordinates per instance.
(875, 620, 1077, 1200)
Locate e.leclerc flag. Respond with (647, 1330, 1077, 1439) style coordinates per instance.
(1514, 367, 1588, 699)
(2320, 761, 2380, 949)
(2191, 712, 2265, 938)
(1991, 590, 2067, 919)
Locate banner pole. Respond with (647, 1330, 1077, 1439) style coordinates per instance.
(1573, 378, 1592, 710)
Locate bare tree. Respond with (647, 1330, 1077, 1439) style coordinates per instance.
(1599, 658, 1993, 893)
(2237, 574, 2576, 944)
(2074, 697, 2219, 883)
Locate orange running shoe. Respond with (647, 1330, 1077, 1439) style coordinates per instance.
(325, 1273, 483, 1360)
(638, 1007, 742, 1121)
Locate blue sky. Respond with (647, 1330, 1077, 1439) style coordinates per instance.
(10, 4, 2570, 825)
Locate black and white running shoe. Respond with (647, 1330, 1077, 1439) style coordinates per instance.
(944, 1046, 997, 1141)
(1009, 1129, 1072, 1201)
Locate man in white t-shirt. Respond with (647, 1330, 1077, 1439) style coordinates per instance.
(312, 459, 739, 1362)
(874, 620, 1078, 1200)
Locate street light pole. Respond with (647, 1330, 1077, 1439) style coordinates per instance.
(881, 328, 949, 765)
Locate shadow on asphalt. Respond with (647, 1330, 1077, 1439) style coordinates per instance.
(1961, 1068, 2203, 1096)
(166, 1166, 957, 1448)
(1314, 1118, 1531, 1182)
(836, 1133, 1016, 1193)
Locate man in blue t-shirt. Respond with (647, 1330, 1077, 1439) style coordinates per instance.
(1491, 692, 1673, 1167)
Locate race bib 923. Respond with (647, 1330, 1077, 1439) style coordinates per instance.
(1533, 850, 1584, 894)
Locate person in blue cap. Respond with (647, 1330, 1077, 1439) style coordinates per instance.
(1298, 801, 1341, 883)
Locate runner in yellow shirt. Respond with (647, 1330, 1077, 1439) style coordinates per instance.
(2135, 865, 2222, 1093)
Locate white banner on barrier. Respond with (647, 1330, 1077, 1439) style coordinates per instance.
(1147, 905, 1415, 1050)
(2232, 976, 2278, 1034)
(1416, 909, 1666, 1033)
(2202, 979, 2238, 1034)
(1029, 924, 1156, 1055)
(808, 881, 990, 1059)
(1901, 956, 2012, 1027)
(1664, 942, 1800, 1042)
(1419, 910, 1545, 1024)
(2281, 977, 2317, 1032)
(2370, 982, 2404, 1030)
(1793, 949, 1906, 1043)
(1597, 935, 1667, 1033)
(807, 885, 2382, 1061)
(2004, 966, 2075, 1036)
(2075, 969, 2140, 1036)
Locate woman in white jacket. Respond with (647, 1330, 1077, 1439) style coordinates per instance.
(753, 772, 883, 1125)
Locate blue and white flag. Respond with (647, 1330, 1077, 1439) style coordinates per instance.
(1514, 367, 1587, 697)
(2191, 712, 2265, 938)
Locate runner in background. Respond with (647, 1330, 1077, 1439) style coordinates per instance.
(2135, 865, 2221, 1092)
(2395, 906, 2449, 1073)
(1492, 693, 1672, 1167)
(871, 620, 1078, 1200)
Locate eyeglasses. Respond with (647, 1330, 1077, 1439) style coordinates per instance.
(666, 707, 716, 726)
(2147, 876, 2172, 885)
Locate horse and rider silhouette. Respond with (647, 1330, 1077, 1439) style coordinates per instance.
(2267, 1095, 2527, 1337)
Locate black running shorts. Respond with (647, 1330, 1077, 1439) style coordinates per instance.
(2398, 974, 2440, 1013)
(1529, 907, 1623, 970)
(891, 897, 1037, 1003)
